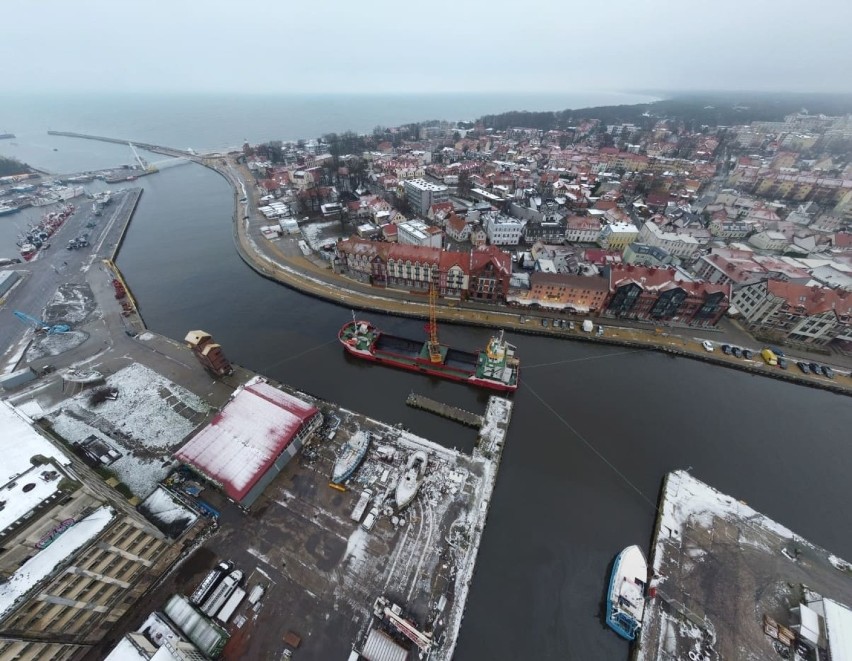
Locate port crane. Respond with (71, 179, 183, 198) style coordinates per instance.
(13, 311, 71, 334)
(425, 282, 443, 363)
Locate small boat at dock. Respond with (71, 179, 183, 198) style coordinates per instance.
(605, 545, 648, 641)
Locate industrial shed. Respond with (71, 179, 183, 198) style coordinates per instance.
(174, 378, 322, 508)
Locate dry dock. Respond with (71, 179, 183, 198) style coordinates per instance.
(637, 470, 852, 661)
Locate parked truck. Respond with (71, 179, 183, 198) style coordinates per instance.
(201, 569, 242, 617)
(215, 586, 246, 624)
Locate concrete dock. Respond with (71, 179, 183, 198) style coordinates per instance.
(406, 391, 484, 428)
(636, 470, 852, 660)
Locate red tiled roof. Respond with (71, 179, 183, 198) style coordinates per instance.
(609, 264, 728, 297)
(767, 280, 852, 317)
(440, 251, 469, 272)
(447, 215, 467, 233)
(388, 244, 441, 264)
(530, 271, 609, 291)
(470, 245, 511, 274)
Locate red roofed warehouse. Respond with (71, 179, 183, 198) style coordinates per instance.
(174, 378, 322, 509)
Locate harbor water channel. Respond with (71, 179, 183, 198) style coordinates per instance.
(6, 149, 852, 659)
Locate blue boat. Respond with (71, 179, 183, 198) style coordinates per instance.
(605, 545, 648, 641)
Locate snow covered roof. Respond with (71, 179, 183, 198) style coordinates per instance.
(138, 486, 198, 537)
(0, 506, 115, 620)
(361, 628, 409, 661)
(825, 599, 852, 661)
(174, 379, 319, 503)
(0, 464, 63, 534)
(0, 400, 69, 485)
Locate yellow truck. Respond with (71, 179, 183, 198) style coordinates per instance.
(761, 348, 778, 366)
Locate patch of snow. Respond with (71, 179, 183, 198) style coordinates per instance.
(830, 555, 852, 572)
(49, 410, 175, 499)
(47, 363, 208, 449)
(247, 547, 272, 565)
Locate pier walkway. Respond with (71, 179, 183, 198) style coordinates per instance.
(406, 392, 483, 428)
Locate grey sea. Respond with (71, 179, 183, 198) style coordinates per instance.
(3, 93, 852, 660)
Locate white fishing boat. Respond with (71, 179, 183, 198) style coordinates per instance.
(395, 450, 428, 510)
(605, 545, 648, 641)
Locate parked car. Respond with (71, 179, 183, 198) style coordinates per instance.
(777, 357, 788, 370)
(821, 365, 835, 379)
(567, 321, 575, 330)
(721, 344, 732, 355)
(797, 362, 810, 374)
(702, 340, 714, 352)
(767, 345, 785, 357)
(541, 318, 549, 328)
(732, 347, 743, 358)
(742, 349, 754, 360)
(809, 362, 821, 374)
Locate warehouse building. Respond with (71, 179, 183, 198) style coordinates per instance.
(174, 377, 322, 509)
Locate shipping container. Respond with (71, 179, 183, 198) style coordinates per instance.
(247, 584, 265, 605)
(0, 367, 36, 390)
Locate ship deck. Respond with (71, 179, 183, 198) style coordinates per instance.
(374, 333, 479, 372)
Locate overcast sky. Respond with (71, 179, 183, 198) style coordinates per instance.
(3, 0, 851, 95)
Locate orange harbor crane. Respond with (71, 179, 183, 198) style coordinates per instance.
(425, 282, 443, 363)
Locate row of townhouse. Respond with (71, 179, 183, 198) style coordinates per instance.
(335, 239, 730, 326)
(732, 280, 852, 347)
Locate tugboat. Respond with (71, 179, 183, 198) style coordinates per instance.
(395, 451, 428, 510)
(605, 545, 648, 641)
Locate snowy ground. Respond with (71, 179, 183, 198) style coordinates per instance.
(637, 470, 852, 661)
(278, 393, 513, 660)
(25, 330, 89, 361)
(299, 219, 347, 252)
(44, 363, 210, 499)
(42, 283, 98, 325)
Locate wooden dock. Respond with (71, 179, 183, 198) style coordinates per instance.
(405, 392, 483, 428)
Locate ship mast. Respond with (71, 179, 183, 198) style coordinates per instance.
(426, 282, 442, 363)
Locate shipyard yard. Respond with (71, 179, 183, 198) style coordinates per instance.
(638, 470, 852, 661)
(123, 395, 512, 661)
(0, 173, 514, 660)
